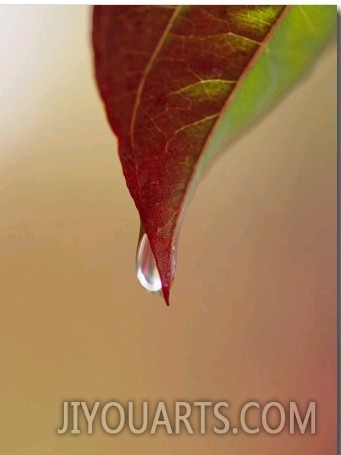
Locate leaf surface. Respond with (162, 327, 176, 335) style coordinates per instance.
(92, 6, 336, 304)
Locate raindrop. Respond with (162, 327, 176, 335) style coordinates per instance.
(136, 228, 162, 293)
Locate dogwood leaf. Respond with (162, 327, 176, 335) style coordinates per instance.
(92, 6, 336, 304)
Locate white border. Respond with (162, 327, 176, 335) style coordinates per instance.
(0, 2, 339, 7)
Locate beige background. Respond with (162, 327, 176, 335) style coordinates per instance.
(0, 6, 336, 455)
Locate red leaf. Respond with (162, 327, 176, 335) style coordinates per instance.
(92, 6, 286, 304)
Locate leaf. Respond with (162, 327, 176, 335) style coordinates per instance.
(92, 6, 336, 304)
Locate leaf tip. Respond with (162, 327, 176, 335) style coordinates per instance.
(162, 285, 171, 306)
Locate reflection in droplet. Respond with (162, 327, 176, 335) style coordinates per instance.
(136, 230, 162, 293)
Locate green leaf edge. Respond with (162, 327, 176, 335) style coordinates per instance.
(200, 5, 337, 174)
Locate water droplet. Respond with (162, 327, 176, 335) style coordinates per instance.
(136, 229, 162, 293)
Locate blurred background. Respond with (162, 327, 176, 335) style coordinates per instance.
(0, 6, 336, 455)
